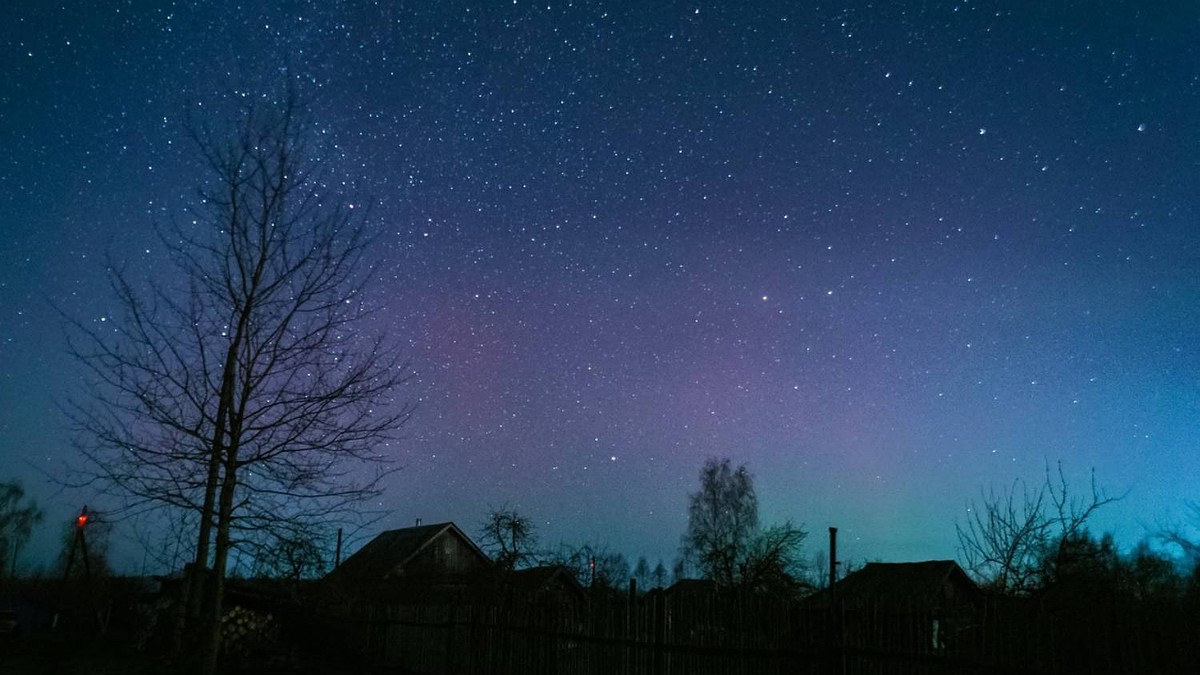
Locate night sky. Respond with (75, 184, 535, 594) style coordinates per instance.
(2, 1, 1197, 574)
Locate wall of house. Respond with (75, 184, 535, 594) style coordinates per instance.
(405, 532, 487, 576)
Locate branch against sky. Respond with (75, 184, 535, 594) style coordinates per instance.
(957, 463, 1118, 595)
(478, 506, 539, 572)
(66, 83, 414, 674)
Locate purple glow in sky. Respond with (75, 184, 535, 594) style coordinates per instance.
(1, 0, 1197, 574)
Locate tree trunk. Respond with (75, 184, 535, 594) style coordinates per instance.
(191, 272, 252, 662)
(183, 446, 222, 639)
(198, 457, 237, 675)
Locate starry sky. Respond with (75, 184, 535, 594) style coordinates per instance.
(2, 1, 1198, 575)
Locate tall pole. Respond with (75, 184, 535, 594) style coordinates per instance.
(57, 506, 97, 632)
(62, 506, 90, 583)
(828, 527, 838, 592)
(829, 526, 844, 675)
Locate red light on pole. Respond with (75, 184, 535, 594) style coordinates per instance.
(77, 506, 89, 528)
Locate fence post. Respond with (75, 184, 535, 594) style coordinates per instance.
(627, 579, 637, 675)
(653, 593, 665, 675)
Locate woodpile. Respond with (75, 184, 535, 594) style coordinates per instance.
(220, 605, 280, 657)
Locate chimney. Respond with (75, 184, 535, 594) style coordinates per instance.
(829, 527, 838, 591)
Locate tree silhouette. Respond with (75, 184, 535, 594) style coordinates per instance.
(957, 463, 1117, 594)
(68, 87, 412, 674)
(682, 458, 758, 587)
(1158, 501, 1200, 570)
(1122, 539, 1182, 605)
(651, 560, 668, 589)
(0, 481, 42, 580)
(739, 521, 808, 594)
(549, 541, 630, 590)
(250, 522, 330, 581)
(633, 556, 650, 590)
(681, 457, 806, 592)
(478, 507, 539, 571)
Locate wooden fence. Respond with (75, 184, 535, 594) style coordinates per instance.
(294, 593, 1198, 675)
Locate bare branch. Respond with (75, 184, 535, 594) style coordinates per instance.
(957, 464, 1119, 595)
(67, 84, 411, 673)
(478, 506, 539, 572)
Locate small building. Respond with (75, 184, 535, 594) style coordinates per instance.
(506, 565, 587, 607)
(660, 578, 718, 599)
(324, 522, 492, 601)
(810, 560, 983, 653)
(824, 560, 981, 611)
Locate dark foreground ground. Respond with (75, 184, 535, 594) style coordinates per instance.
(0, 634, 364, 675)
(0, 634, 169, 675)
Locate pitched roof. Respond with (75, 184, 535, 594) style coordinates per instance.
(664, 578, 718, 596)
(328, 521, 489, 582)
(828, 560, 980, 608)
(508, 565, 587, 598)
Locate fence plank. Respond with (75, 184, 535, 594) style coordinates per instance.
(306, 591, 1196, 675)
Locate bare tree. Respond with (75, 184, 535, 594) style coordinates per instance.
(739, 521, 808, 594)
(0, 481, 43, 580)
(957, 463, 1117, 595)
(129, 508, 202, 577)
(250, 522, 329, 581)
(682, 457, 759, 587)
(548, 541, 630, 590)
(478, 507, 539, 571)
(68, 88, 412, 674)
(1157, 502, 1200, 568)
(956, 479, 1048, 594)
(681, 458, 807, 592)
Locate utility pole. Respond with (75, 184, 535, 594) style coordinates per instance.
(61, 506, 92, 583)
(57, 506, 103, 632)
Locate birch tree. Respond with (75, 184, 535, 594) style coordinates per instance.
(69, 89, 413, 674)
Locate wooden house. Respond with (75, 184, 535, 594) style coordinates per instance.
(810, 560, 983, 653)
(324, 522, 492, 601)
(824, 560, 981, 611)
